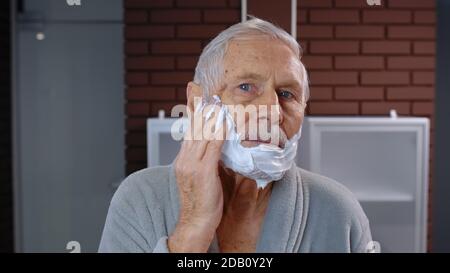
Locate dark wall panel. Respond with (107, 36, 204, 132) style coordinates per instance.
(0, 0, 13, 253)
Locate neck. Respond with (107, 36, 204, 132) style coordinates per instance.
(218, 163, 273, 219)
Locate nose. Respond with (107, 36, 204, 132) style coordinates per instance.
(255, 86, 284, 126)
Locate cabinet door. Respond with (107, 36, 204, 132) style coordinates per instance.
(297, 118, 428, 252)
(16, 22, 124, 252)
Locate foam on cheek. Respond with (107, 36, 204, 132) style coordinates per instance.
(195, 95, 302, 189)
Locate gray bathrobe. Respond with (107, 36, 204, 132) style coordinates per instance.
(98, 163, 372, 253)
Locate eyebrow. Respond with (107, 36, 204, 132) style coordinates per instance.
(233, 72, 267, 81)
(279, 80, 301, 90)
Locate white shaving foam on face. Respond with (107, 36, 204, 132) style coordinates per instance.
(195, 95, 302, 188)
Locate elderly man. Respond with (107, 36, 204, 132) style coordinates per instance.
(99, 18, 372, 253)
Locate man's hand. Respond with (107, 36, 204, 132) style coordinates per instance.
(168, 104, 226, 252)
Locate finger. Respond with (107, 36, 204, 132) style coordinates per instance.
(202, 118, 228, 162)
(202, 139, 225, 164)
(188, 101, 225, 159)
(192, 113, 218, 159)
(192, 109, 204, 141)
(181, 103, 205, 153)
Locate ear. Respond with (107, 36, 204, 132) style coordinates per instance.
(186, 81, 203, 114)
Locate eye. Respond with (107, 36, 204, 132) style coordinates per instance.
(278, 90, 294, 99)
(238, 83, 252, 92)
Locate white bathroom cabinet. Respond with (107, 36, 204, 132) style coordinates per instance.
(297, 116, 430, 253)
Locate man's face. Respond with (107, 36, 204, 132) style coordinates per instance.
(216, 38, 306, 147)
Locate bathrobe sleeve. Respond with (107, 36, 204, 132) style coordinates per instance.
(98, 168, 173, 253)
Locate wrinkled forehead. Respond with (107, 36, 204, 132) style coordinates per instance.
(223, 38, 303, 84)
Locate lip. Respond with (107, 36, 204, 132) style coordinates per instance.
(241, 139, 283, 148)
(242, 136, 272, 143)
(240, 132, 287, 148)
(243, 139, 271, 144)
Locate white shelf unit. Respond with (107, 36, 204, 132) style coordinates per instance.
(297, 116, 430, 253)
(147, 118, 187, 167)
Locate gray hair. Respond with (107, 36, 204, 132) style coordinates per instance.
(193, 17, 310, 102)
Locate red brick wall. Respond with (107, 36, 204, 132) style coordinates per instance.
(124, 0, 435, 248)
(302, 0, 435, 118)
(298, 0, 435, 249)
